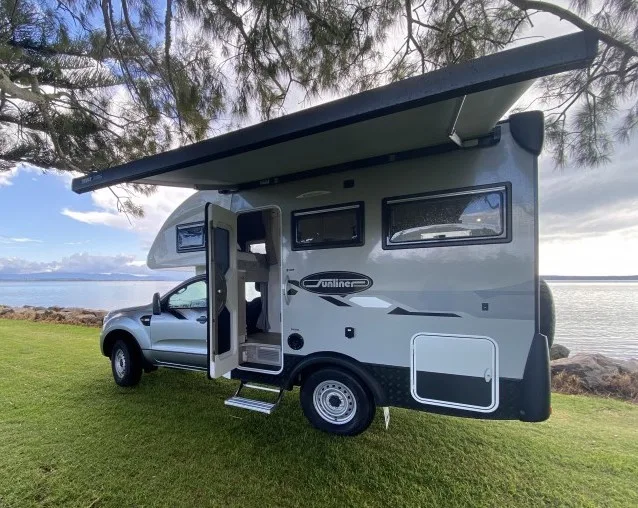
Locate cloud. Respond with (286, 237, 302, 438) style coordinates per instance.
(61, 186, 195, 248)
(0, 164, 75, 188)
(0, 236, 42, 244)
(0, 252, 173, 275)
(0, 167, 21, 186)
(64, 240, 91, 246)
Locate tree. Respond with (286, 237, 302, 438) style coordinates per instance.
(1, 0, 636, 215)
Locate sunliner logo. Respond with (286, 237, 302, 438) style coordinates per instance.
(300, 271, 373, 295)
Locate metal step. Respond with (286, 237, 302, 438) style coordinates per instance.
(244, 383, 280, 393)
(224, 396, 277, 415)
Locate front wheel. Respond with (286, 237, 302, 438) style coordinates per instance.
(111, 339, 142, 387)
(300, 368, 375, 436)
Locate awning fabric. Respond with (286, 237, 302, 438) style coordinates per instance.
(72, 31, 597, 194)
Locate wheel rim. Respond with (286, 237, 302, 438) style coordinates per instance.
(114, 349, 127, 378)
(312, 380, 357, 425)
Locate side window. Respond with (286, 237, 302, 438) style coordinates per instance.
(292, 202, 364, 250)
(168, 280, 207, 309)
(176, 222, 205, 252)
(383, 184, 509, 249)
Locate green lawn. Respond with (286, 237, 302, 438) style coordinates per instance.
(1, 320, 637, 508)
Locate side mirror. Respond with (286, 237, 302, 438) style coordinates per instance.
(152, 292, 161, 315)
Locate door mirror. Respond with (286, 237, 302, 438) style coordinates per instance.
(152, 292, 161, 315)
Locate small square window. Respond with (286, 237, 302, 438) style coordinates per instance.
(292, 202, 364, 250)
(176, 222, 205, 252)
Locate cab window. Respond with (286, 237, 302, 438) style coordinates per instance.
(167, 280, 207, 309)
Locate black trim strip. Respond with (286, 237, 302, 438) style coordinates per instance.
(320, 296, 352, 307)
(72, 32, 597, 194)
(389, 307, 460, 318)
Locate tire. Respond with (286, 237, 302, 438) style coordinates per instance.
(300, 368, 375, 436)
(111, 339, 142, 387)
(539, 278, 555, 347)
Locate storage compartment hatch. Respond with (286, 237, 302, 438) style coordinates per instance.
(411, 334, 499, 412)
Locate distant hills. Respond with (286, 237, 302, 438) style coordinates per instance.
(0, 271, 191, 282)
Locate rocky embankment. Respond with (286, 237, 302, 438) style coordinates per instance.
(0, 305, 106, 327)
(551, 344, 638, 403)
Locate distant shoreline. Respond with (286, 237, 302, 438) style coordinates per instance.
(543, 276, 638, 282)
(0, 278, 180, 282)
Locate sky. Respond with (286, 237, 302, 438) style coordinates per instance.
(0, 9, 636, 277)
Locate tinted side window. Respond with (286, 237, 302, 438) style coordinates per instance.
(292, 202, 364, 250)
(168, 280, 207, 309)
(176, 222, 205, 252)
(384, 185, 509, 249)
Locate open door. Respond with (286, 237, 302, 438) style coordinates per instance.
(205, 203, 239, 378)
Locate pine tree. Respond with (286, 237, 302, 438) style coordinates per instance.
(1, 1, 636, 216)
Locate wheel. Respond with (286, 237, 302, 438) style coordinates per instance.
(111, 339, 142, 387)
(300, 368, 375, 436)
(539, 278, 555, 347)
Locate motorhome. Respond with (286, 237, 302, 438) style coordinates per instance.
(74, 32, 598, 436)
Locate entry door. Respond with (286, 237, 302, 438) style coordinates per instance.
(206, 203, 239, 378)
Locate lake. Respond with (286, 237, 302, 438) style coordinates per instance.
(0, 280, 636, 359)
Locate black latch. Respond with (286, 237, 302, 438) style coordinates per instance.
(345, 327, 355, 339)
(482, 303, 489, 311)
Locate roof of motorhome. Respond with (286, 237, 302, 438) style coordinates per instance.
(72, 31, 597, 194)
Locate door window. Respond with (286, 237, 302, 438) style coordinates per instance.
(167, 280, 207, 309)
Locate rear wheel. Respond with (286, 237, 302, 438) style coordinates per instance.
(111, 339, 142, 387)
(300, 368, 375, 436)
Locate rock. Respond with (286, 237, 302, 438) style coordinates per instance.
(74, 314, 103, 326)
(0, 304, 106, 327)
(550, 344, 570, 360)
(551, 353, 638, 391)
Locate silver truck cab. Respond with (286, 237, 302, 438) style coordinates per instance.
(101, 275, 209, 384)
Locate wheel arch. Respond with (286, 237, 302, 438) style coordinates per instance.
(286, 352, 387, 405)
(103, 329, 143, 361)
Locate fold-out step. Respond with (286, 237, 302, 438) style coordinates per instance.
(225, 396, 277, 414)
(224, 381, 285, 415)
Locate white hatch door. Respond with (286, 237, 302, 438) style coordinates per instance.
(411, 333, 499, 412)
(206, 203, 239, 378)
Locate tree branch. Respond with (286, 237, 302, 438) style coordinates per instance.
(507, 0, 638, 57)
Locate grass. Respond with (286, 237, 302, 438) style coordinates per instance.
(1, 320, 637, 508)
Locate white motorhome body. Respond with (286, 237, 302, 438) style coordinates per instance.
(75, 32, 598, 434)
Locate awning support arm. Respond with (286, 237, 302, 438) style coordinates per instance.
(448, 95, 467, 147)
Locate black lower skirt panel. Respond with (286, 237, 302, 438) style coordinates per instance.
(231, 354, 524, 420)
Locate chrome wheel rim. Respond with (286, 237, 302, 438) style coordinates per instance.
(114, 349, 127, 378)
(313, 380, 357, 425)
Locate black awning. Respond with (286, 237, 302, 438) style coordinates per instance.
(72, 31, 598, 194)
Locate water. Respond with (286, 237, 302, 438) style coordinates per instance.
(0, 281, 180, 311)
(1, 280, 636, 359)
(549, 282, 638, 360)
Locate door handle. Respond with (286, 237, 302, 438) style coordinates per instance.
(196, 316, 208, 324)
(283, 276, 291, 305)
